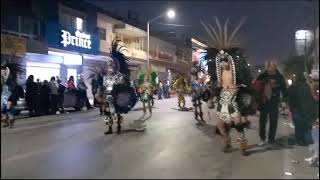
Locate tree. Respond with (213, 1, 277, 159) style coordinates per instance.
(282, 55, 314, 78)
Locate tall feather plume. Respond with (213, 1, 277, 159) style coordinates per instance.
(201, 17, 246, 50)
(214, 17, 223, 46)
(227, 17, 247, 47)
(223, 18, 229, 47)
(200, 20, 217, 46)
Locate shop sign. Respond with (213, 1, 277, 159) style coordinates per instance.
(46, 22, 99, 55)
(1, 34, 26, 55)
(61, 30, 92, 49)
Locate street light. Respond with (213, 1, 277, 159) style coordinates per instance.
(295, 30, 313, 73)
(147, 9, 175, 70)
(167, 10, 175, 19)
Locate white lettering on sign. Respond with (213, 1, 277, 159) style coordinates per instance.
(61, 30, 92, 49)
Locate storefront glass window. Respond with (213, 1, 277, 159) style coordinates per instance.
(26, 62, 60, 82)
(76, 17, 83, 31)
(97, 27, 107, 40)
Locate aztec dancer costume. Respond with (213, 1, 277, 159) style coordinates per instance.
(97, 40, 137, 134)
(1, 56, 25, 128)
(201, 17, 257, 155)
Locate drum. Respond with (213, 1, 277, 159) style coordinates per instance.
(236, 86, 258, 116)
(111, 84, 137, 114)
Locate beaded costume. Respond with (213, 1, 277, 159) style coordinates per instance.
(201, 17, 256, 155)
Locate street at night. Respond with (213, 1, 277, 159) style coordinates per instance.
(1, 97, 318, 179)
(1, 0, 319, 179)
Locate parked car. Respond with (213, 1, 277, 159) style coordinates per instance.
(14, 98, 27, 115)
(63, 90, 85, 111)
(13, 90, 85, 115)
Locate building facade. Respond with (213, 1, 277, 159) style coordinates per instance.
(2, 0, 188, 98)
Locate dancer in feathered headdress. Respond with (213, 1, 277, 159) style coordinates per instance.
(1, 55, 25, 128)
(173, 75, 188, 108)
(91, 39, 137, 134)
(137, 69, 157, 112)
(201, 17, 256, 155)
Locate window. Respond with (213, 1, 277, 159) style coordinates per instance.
(59, 12, 86, 31)
(59, 12, 73, 30)
(97, 27, 107, 40)
(76, 17, 83, 31)
(20, 17, 38, 35)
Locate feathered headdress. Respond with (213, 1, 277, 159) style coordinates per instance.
(201, 17, 252, 87)
(137, 69, 157, 87)
(110, 39, 130, 78)
(1, 54, 25, 84)
(87, 39, 130, 85)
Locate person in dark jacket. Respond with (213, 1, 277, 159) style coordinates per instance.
(40, 80, 51, 115)
(35, 79, 41, 115)
(256, 61, 287, 146)
(288, 73, 317, 146)
(91, 74, 99, 106)
(57, 79, 66, 113)
(78, 77, 92, 110)
(25, 75, 38, 117)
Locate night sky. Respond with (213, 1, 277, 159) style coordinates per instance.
(88, 0, 318, 65)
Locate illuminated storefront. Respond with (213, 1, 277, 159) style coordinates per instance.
(23, 22, 100, 84)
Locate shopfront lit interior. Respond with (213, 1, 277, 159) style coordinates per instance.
(26, 62, 61, 82)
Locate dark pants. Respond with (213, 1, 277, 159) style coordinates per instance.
(292, 112, 314, 145)
(57, 95, 64, 113)
(259, 102, 279, 143)
(40, 96, 50, 115)
(50, 94, 59, 114)
(26, 97, 37, 117)
(158, 88, 163, 99)
(79, 90, 91, 108)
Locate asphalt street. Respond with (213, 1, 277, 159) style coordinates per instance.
(1, 97, 318, 179)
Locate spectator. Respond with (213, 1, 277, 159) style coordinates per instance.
(67, 76, 76, 90)
(163, 82, 170, 98)
(40, 80, 51, 115)
(91, 74, 99, 106)
(57, 79, 66, 113)
(35, 79, 41, 114)
(256, 61, 287, 146)
(158, 80, 163, 100)
(25, 75, 38, 117)
(288, 73, 318, 146)
(49, 76, 59, 114)
(78, 77, 92, 110)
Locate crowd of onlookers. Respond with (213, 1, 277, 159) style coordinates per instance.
(253, 61, 319, 170)
(24, 75, 93, 117)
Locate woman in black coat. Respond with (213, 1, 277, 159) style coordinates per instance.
(40, 80, 51, 115)
(25, 75, 38, 117)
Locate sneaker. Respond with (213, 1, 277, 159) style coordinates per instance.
(305, 157, 313, 163)
(288, 122, 295, 129)
(258, 140, 266, 146)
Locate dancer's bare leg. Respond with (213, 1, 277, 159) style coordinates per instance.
(216, 120, 232, 152)
(148, 98, 152, 114)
